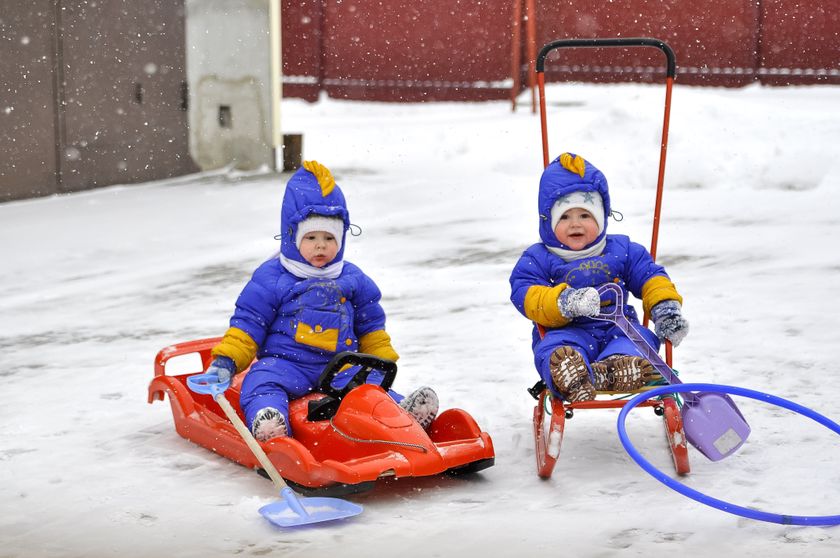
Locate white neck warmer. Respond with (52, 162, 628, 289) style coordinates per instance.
(279, 254, 344, 279)
(546, 236, 607, 262)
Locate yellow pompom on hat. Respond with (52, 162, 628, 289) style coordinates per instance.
(302, 160, 336, 197)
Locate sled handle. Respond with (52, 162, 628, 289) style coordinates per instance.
(317, 351, 398, 398)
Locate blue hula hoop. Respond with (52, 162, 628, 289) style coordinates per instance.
(617, 382, 840, 526)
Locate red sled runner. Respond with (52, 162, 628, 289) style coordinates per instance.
(149, 339, 495, 495)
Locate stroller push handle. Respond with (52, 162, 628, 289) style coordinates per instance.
(536, 37, 676, 77)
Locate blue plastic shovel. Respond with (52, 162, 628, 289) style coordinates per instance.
(187, 373, 363, 527)
(593, 283, 751, 461)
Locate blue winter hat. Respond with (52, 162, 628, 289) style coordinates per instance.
(538, 152, 611, 250)
(279, 161, 350, 265)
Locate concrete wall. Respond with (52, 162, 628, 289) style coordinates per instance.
(2, 0, 281, 203)
(185, 0, 273, 171)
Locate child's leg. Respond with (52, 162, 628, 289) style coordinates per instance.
(251, 406, 288, 441)
(591, 323, 659, 391)
(549, 346, 596, 402)
(398, 387, 439, 429)
(597, 321, 660, 359)
(535, 328, 599, 402)
(239, 358, 321, 437)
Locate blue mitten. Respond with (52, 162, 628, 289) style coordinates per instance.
(557, 286, 601, 319)
(650, 300, 689, 347)
(206, 356, 236, 386)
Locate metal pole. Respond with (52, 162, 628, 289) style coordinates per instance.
(269, 0, 283, 171)
(510, 0, 522, 111)
(525, 0, 537, 114)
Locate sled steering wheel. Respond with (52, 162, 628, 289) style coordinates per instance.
(316, 351, 398, 400)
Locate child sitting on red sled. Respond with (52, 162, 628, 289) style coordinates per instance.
(203, 161, 438, 440)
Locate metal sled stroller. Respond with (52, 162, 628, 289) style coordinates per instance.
(528, 38, 690, 479)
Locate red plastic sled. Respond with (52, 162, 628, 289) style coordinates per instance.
(148, 338, 495, 495)
(530, 37, 690, 479)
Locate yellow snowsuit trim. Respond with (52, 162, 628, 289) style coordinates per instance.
(211, 326, 398, 372)
(641, 276, 683, 315)
(295, 321, 340, 352)
(211, 327, 259, 372)
(523, 284, 572, 328)
(359, 329, 399, 362)
(524, 277, 681, 328)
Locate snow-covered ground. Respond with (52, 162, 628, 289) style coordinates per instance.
(2, 82, 840, 557)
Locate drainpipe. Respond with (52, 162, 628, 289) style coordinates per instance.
(269, 0, 283, 171)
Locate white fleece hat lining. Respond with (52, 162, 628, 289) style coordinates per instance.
(295, 215, 344, 251)
(550, 191, 605, 235)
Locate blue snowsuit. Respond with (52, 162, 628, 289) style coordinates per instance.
(211, 164, 402, 433)
(509, 153, 682, 397)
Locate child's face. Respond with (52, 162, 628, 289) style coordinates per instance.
(554, 207, 599, 250)
(299, 231, 339, 267)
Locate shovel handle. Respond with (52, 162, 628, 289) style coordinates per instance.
(187, 374, 289, 491)
(214, 394, 290, 491)
(594, 283, 686, 390)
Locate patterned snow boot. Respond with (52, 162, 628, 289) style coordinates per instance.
(251, 407, 288, 441)
(591, 354, 656, 392)
(549, 346, 596, 402)
(399, 386, 439, 430)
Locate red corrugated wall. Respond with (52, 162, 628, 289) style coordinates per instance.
(283, 0, 516, 102)
(532, 0, 759, 87)
(759, 0, 840, 86)
(281, 0, 840, 103)
(282, 0, 323, 102)
(323, 0, 514, 101)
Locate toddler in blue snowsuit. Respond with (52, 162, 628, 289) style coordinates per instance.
(509, 153, 689, 402)
(204, 161, 438, 440)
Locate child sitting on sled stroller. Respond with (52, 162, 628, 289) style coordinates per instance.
(203, 160, 438, 440)
(509, 152, 689, 402)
